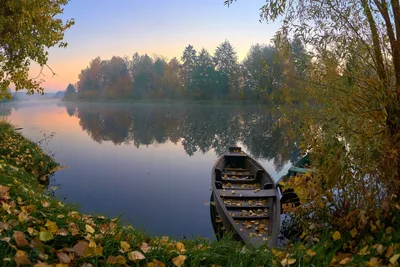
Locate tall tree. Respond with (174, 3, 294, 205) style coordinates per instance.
(76, 57, 104, 99)
(101, 56, 132, 98)
(131, 54, 154, 99)
(63, 83, 76, 101)
(152, 58, 167, 98)
(181, 45, 197, 91)
(191, 48, 220, 99)
(242, 44, 282, 99)
(0, 0, 74, 99)
(66, 84, 76, 94)
(162, 58, 182, 99)
(214, 40, 240, 99)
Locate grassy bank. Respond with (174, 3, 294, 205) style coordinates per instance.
(1, 121, 399, 266)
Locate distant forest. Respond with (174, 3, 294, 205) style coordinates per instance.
(64, 39, 308, 102)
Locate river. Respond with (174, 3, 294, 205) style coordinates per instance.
(0, 100, 300, 239)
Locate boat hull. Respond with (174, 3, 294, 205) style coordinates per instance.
(211, 147, 280, 247)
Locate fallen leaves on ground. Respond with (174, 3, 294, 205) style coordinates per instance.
(13, 231, 29, 248)
(85, 224, 95, 234)
(147, 259, 165, 267)
(141, 242, 150, 253)
(39, 231, 53, 242)
(172, 255, 186, 267)
(176, 242, 186, 253)
(14, 250, 32, 265)
(128, 251, 145, 262)
(120, 241, 131, 252)
(56, 252, 71, 264)
(107, 255, 126, 264)
(332, 231, 341, 241)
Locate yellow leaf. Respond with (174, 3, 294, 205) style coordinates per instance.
(288, 258, 296, 265)
(176, 242, 186, 253)
(147, 259, 165, 267)
(57, 252, 71, 264)
(18, 212, 30, 222)
(27, 227, 37, 236)
(120, 241, 131, 252)
(14, 250, 32, 266)
(41, 201, 50, 208)
(21, 205, 36, 213)
(94, 247, 103, 256)
(332, 231, 341, 241)
(45, 219, 58, 234)
(107, 255, 126, 264)
(367, 257, 379, 267)
(390, 254, 400, 264)
(89, 239, 97, 248)
(140, 242, 150, 253)
(2, 202, 11, 212)
(13, 231, 29, 248)
(161, 236, 169, 244)
(39, 231, 54, 242)
(339, 257, 351, 265)
(68, 222, 80, 236)
(85, 246, 103, 256)
(17, 197, 24, 205)
(172, 255, 186, 267)
(128, 251, 145, 262)
(48, 165, 69, 174)
(272, 248, 283, 257)
(358, 245, 370, 256)
(350, 228, 357, 238)
(85, 224, 95, 234)
(306, 249, 316, 257)
(370, 221, 376, 232)
(55, 264, 69, 267)
(34, 262, 52, 267)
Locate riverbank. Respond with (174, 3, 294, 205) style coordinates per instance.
(1, 121, 399, 266)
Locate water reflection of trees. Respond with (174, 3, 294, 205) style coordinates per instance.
(63, 102, 300, 167)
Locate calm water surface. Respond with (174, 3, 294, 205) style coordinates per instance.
(0, 100, 300, 239)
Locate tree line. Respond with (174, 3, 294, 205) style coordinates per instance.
(65, 39, 308, 102)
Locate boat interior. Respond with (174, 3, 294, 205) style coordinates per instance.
(213, 147, 279, 245)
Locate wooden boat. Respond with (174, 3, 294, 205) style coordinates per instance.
(277, 154, 311, 208)
(211, 147, 280, 247)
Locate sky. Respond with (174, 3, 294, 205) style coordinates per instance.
(31, 0, 281, 92)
